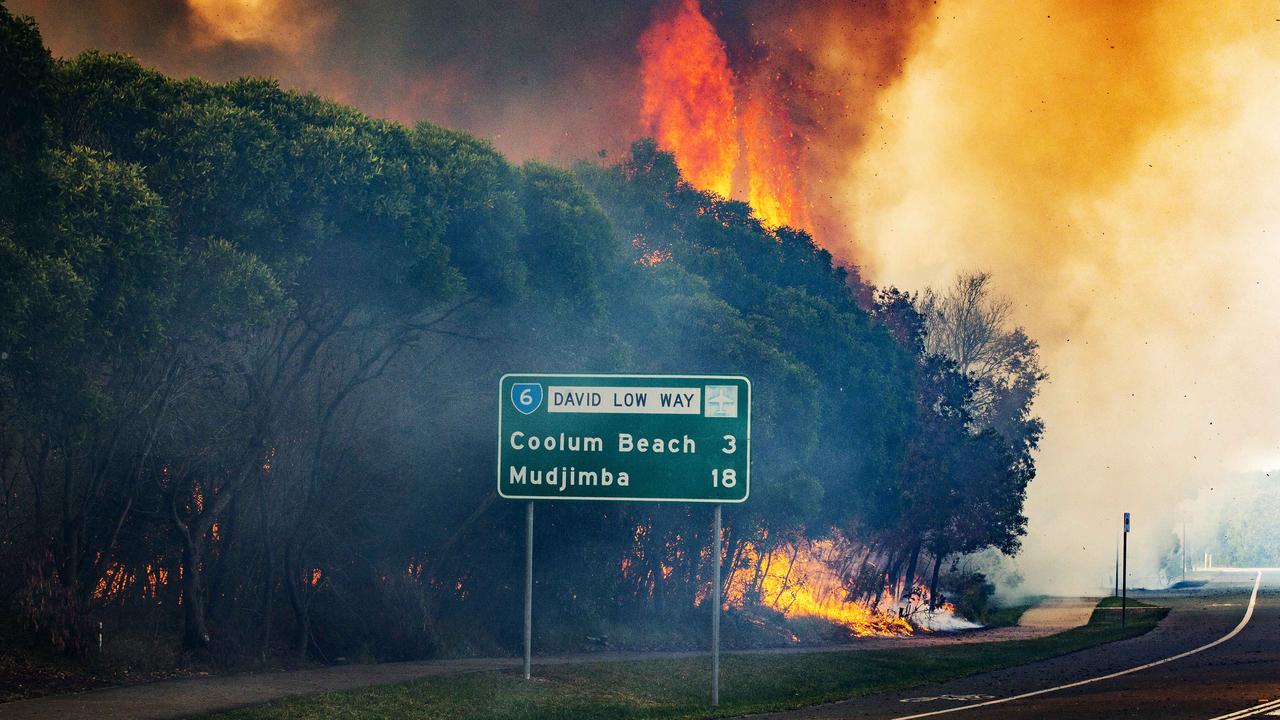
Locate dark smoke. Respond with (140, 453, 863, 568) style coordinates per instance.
(12, 0, 657, 161)
(11, 0, 936, 227)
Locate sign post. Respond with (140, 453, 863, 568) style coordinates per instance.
(498, 373, 750, 705)
(711, 504, 722, 706)
(1113, 533, 1119, 598)
(523, 501, 533, 680)
(1122, 512, 1130, 628)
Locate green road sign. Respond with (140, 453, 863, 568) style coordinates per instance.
(498, 373, 750, 503)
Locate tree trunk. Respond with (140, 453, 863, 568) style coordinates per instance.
(652, 553, 667, 615)
(721, 534, 742, 601)
(171, 485, 211, 651)
(880, 549, 902, 608)
(928, 554, 945, 610)
(774, 543, 801, 605)
(286, 563, 311, 663)
(179, 537, 211, 650)
(902, 543, 922, 605)
(753, 538, 774, 598)
(850, 542, 877, 598)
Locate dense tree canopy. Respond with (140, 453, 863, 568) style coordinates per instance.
(0, 7, 1041, 666)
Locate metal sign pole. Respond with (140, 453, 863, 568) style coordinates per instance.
(524, 500, 534, 680)
(1113, 534, 1118, 597)
(1121, 512, 1128, 628)
(711, 503, 721, 706)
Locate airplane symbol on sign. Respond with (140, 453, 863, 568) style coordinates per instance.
(704, 385, 738, 418)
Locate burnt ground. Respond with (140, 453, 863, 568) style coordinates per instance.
(0, 652, 103, 704)
(0, 641, 218, 706)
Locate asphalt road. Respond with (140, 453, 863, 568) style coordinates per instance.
(748, 570, 1280, 720)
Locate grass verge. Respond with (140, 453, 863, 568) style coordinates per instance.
(197, 604, 1165, 720)
(980, 596, 1047, 628)
(1096, 596, 1159, 608)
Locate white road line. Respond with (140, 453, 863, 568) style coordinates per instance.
(888, 571, 1264, 720)
(1206, 698, 1280, 719)
(1207, 697, 1280, 719)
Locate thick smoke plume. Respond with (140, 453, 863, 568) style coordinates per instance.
(848, 1, 1280, 591)
(12, 0, 1280, 591)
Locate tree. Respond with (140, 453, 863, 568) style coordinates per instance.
(1, 14, 1049, 663)
(0, 4, 53, 221)
(920, 272, 1044, 539)
(921, 272, 1046, 444)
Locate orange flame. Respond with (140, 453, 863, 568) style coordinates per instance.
(728, 540, 913, 637)
(741, 92, 810, 229)
(638, 0, 738, 198)
(638, 0, 811, 229)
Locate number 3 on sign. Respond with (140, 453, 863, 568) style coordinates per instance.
(721, 435, 737, 454)
(712, 468, 737, 488)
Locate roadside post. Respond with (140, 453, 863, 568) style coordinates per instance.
(1114, 534, 1119, 598)
(1182, 522, 1187, 582)
(712, 503, 722, 705)
(523, 500, 533, 680)
(498, 373, 751, 706)
(1122, 512, 1130, 627)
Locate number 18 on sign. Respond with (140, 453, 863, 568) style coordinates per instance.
(498, 374, 751, 502)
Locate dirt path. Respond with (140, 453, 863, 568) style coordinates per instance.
(0, 598, 1097, 720)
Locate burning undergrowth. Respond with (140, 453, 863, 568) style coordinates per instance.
(724, 537, 978, 639)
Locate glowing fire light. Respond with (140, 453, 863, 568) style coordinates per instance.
(637, 0, 812, 230)
(741, 93, 810, 230)
(728, 540, 913, 637)
(638, 0, 738, 198)
(187, 0, 335, 56)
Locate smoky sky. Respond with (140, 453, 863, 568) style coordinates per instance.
(13, 0, 668, 160)
(12, 0, 933, 178)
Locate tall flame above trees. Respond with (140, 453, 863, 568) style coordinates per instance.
(637, 0, 811, 229)
(638, 0, 738, 198)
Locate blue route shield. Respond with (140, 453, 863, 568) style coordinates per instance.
(511, 383, 544, 415)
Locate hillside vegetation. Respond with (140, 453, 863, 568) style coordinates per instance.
(0, 6, 1043, 673)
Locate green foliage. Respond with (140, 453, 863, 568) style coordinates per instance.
(139, 96, 287, 252)
(1096, 596, 1158, 609)
(940, 569, 995, 622)
(411, 123, 525, 297)
(518, 161, 621, 313)
(3, 145, 172, 423)
(0, 12, 1042, 669)
(0, 3, 54, 217)
(178, 238, 287, 332)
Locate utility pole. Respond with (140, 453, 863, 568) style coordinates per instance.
(1114, 533, 1119, 598)
(1182, 522, 1187, 582)
(1122, 512, 1130, 628)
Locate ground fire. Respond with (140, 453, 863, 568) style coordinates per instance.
(723, 538, 972, 637)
